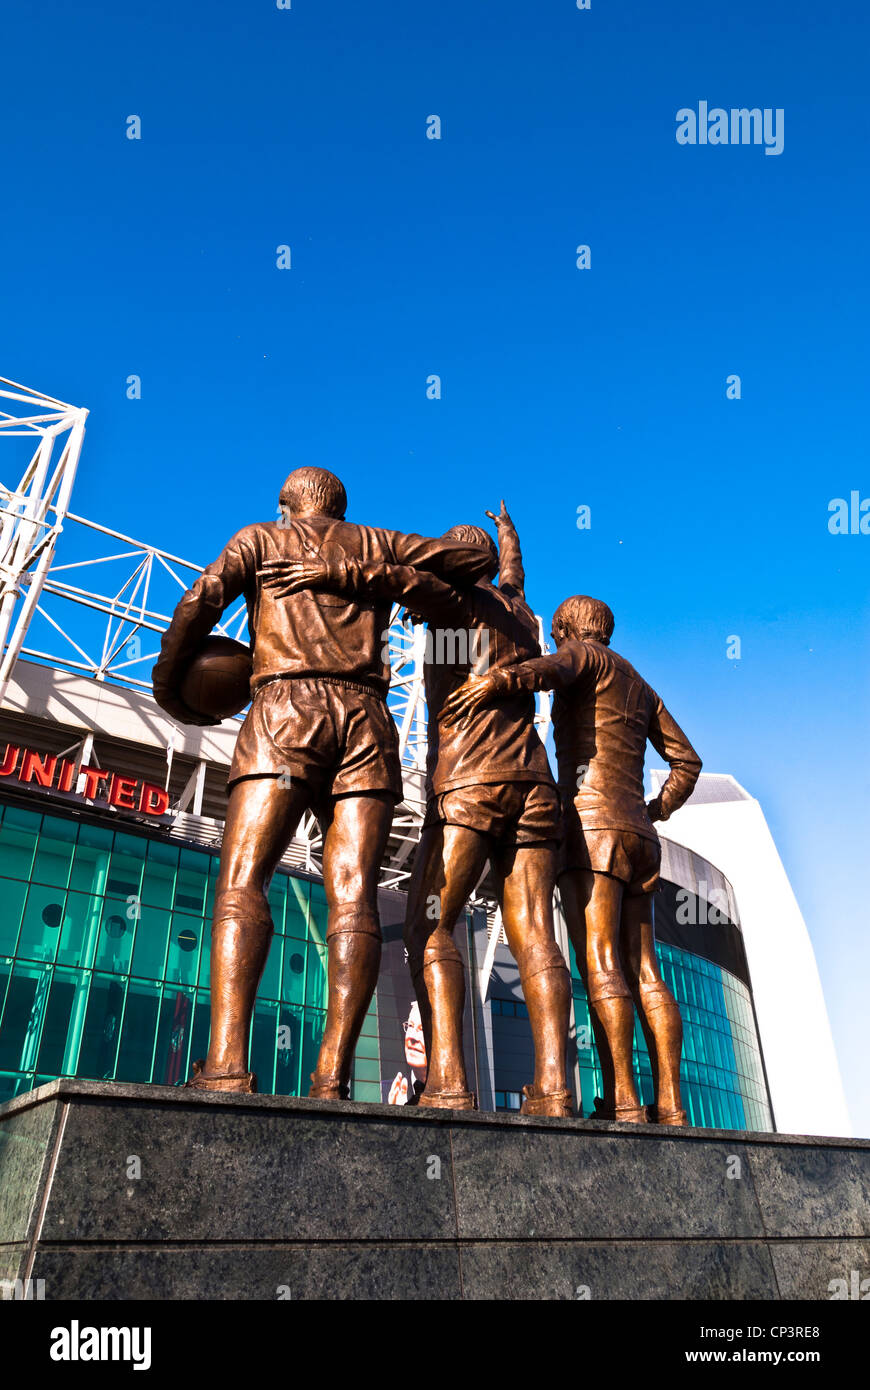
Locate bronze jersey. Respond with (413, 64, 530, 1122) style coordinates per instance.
(501, 638, 701, 840)
(325, 542, 555, 795)
(153, 516, 494, 709)
(423, 582, 554, 795)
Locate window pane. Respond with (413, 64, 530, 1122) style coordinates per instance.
(188, 991, 211, 1075)
(251, 999, 278, 1095)
(0, 806, 41, 880)
(130, 906, 170, 981)
(305, 941, 328, 1010)
(68, 824, 114, 895)
(76, 974, 126, 1081)
(31, 816, 77, 889)
(308, 884, 328, 946)
(165, 914, 202, 987)
(266, 877, 286, 934)
(94, 897, 136, 975)
(35, 967, 83, 1077)
(16, 883, 65, 965)
(281, 940, 306, 1007)
(115, 978, 161, 1082)
(0, 878, 27, 955)
(141, 840, 178, 909)
(275, 1005, 303, 1095)
(260, 934, 282, 1001)
(106, 832, 146, 902)
(57, 891, 102, 970)
(152, 986, 194, 1086)
(284, 875, 309, 941)
(0, 961, 50, 1072)
(173, 849, 208, 916)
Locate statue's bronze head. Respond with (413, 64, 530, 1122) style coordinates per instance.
(441, 524, 498, 580)
(279, 467, 347, 519)
(552, 595, 614, 647)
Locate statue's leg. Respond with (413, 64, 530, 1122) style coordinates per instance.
(491, 841, 572, 1115)
(559, 867, 645, 1120)
(404, 821, 490, 1106)
(403, 824, 439, 1079)
(621, 892, 687, 1125)
(198, 775, 311, 1089)
(310, 791, 394, 1099)
(556, 869, 614, 1113)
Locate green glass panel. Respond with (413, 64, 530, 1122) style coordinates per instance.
(152, 986, 194, 1086)
(35, 967, 83, 1077)
(165, 914, 202, 987)
(359, 1008, 379, 1038)
(300, 1007, 325, 1088)
(304, 940, 328, 1010)
(0, 1073, 20, 1104)
(56, 891, 102, 970)
(266, 876, 286, 933)
(141, 840, 178, 909)
(308, 883, 328, 947)
(68, 824, 113, 895)
(94, 897, 136, 975)
(352, 1081, 381, 1103)
(173, 849, 208, 916)
(260, 933, 282, 1001)
(251, 999, 278, 1095)
(0, 960, 51, 1072)
(115, 978, 161, 1082)
(0, 806, 41, 881)
(31, 815, 77, 889)
(76, 973, 126, 1081)
(197, 924, 211, 987)
(188, 992, 212, 1074)
(130, 906, 171, 981)
(17, 883, 66, 964)
(0, 878, 27, 955)
(106, 832, 146, 903)
(354, 1030, 379, 1060)
(284, 875, 309, 941)
(281, 939, 306, 1007)
(275, 1005, 303, 1095)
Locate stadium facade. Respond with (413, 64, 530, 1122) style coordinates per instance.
(650, 770, 851, 1138)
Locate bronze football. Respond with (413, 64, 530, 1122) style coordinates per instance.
(180, 636, 253, 720)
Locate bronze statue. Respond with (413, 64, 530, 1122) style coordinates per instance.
(152, 467, 493, 1096)
(443, 595, 702, 1125)
(274, 503, 573, 1117)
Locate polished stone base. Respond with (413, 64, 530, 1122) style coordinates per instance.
(1, 1079, 867, 1300)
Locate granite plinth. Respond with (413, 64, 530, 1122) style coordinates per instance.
(1, 1079, 867, 1300)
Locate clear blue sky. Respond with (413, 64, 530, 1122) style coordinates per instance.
(3, 1, 868, 1132)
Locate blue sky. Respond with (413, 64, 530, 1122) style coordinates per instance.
(3, 1, 868, 1131)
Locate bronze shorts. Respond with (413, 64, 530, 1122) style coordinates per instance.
(425, 781, 561, 847)
(559, 814, 661, 896)
(229, 676, 402, 805)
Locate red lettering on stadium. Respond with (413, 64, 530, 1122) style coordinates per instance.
(0, 743, 170, 817)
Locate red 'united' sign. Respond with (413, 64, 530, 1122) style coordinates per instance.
(0, 744, 170, 816)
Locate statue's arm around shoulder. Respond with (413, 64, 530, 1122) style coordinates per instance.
(256, 553, 467, 624)
(388, 530, 493, 584)
(440, 642, 588, 725)
(339, 559, 467, 622)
